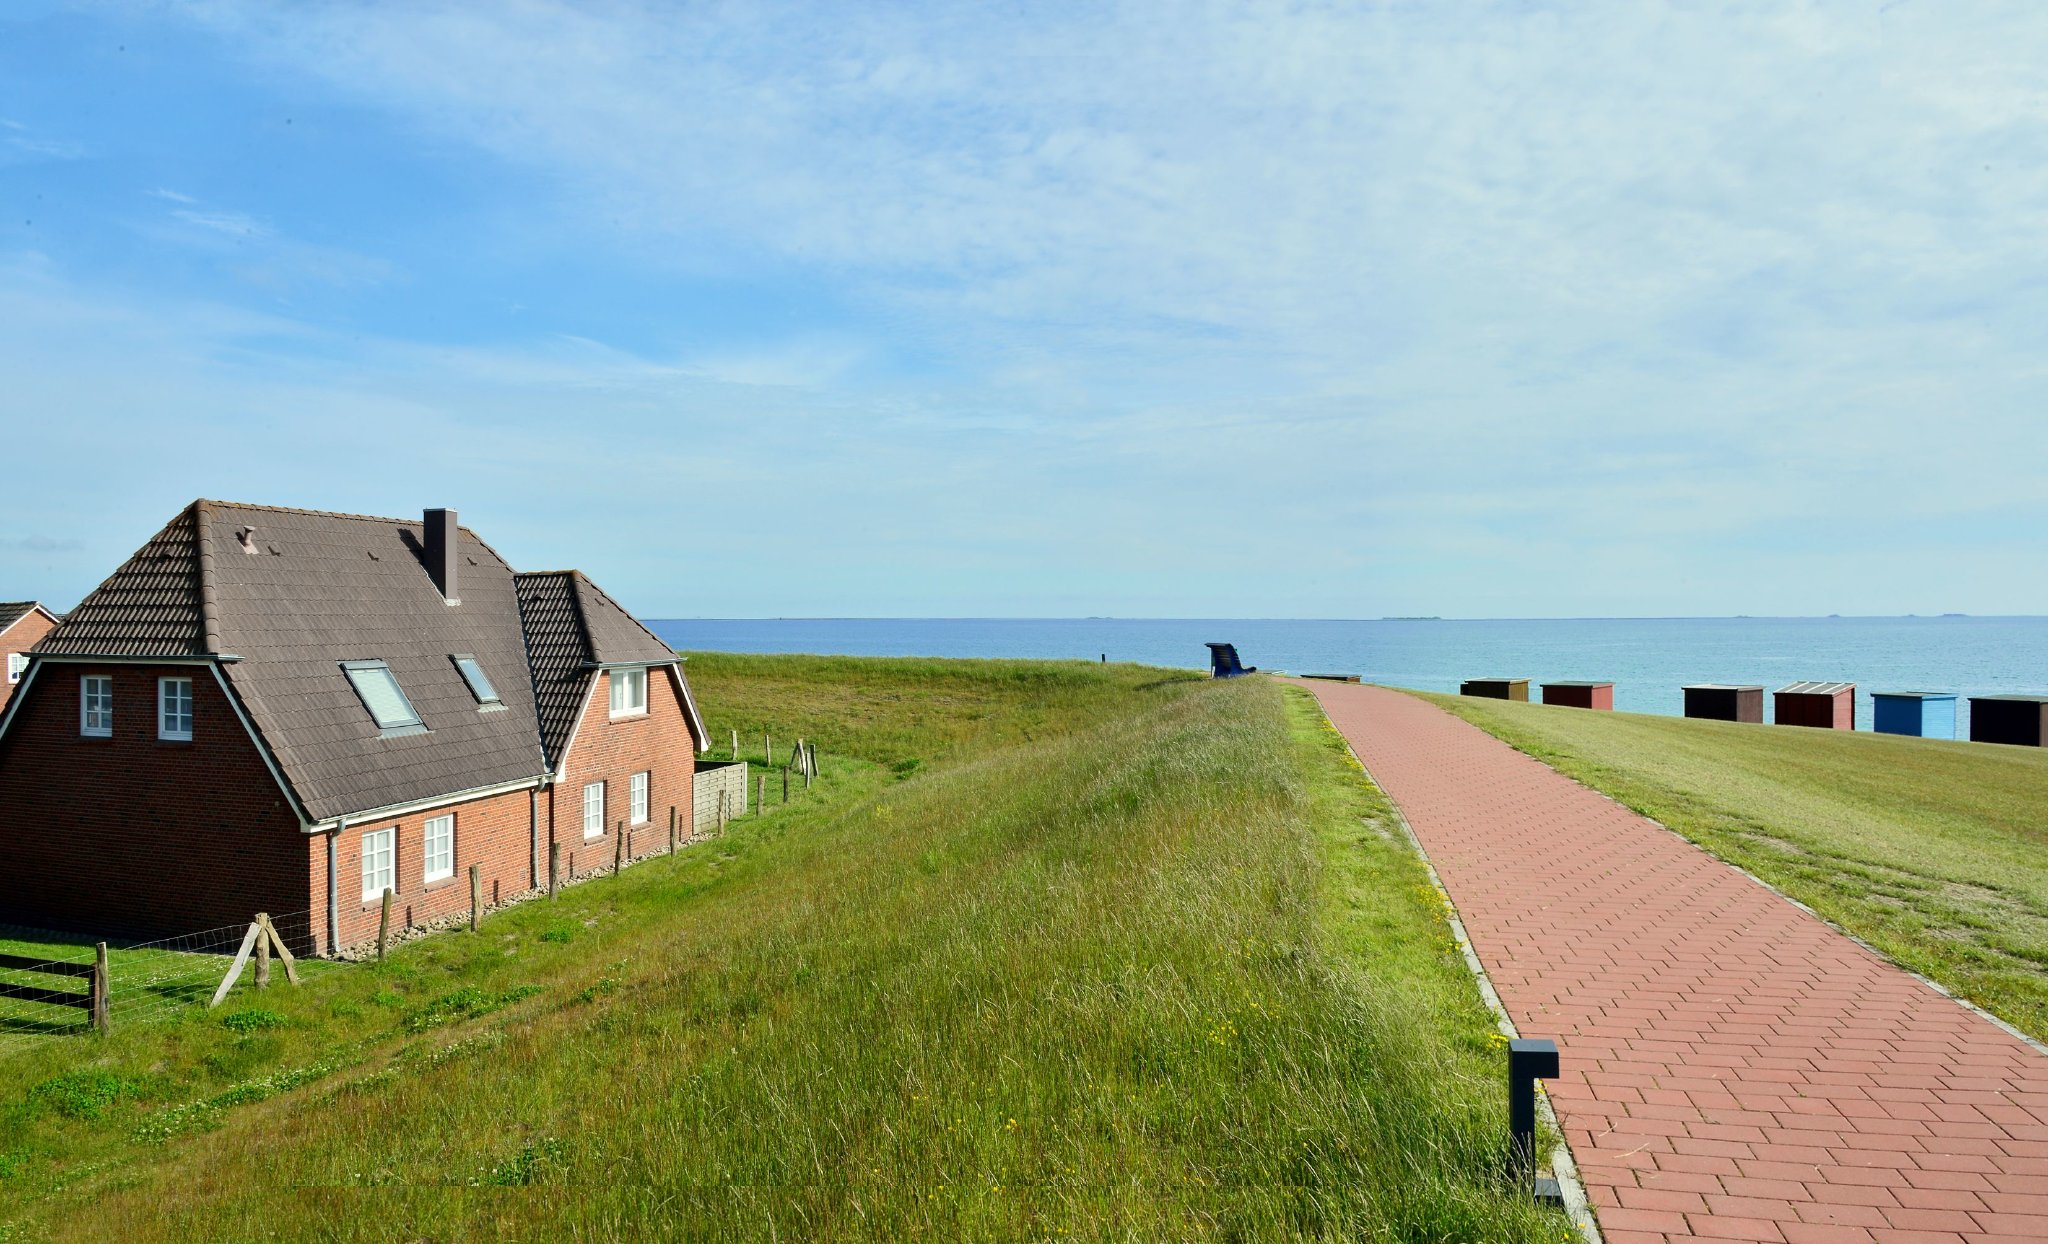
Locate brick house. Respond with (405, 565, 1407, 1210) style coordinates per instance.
(0, 501, 707, 955)
(1, 602, 62, 711)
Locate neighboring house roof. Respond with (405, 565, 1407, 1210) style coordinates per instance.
(516, 570, 708, 774)
(27, 500, 703, 823)
(0, 602, 60, 637)
(514, 571, 595, 773)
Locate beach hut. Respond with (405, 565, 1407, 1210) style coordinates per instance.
(1540, 681, 1613, 710)
(1682, 684, 1764, 723)
(1969, 695, 2048, 747)
(1461, 678, 1529, 702)
(1871, 692, 1956, 739)
(1774, 682, 1855, 730)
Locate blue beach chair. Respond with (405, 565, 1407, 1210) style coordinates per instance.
(1206, 643, 1257, 678)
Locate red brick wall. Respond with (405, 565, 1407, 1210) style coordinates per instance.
(0, 610, 57, 712)
(316, 783, 540, 954)
(546, 667, 697, 883)
(0, 658, 699, 958)
(0, 662, 311, 948)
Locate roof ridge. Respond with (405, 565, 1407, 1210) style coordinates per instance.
(191, 501, 223, 653)
(195, 498, 421, 525)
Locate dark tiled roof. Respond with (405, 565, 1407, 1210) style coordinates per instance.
(571, 572, 679, 666)
(515, 571, 593, 772)
(32, 506, 209, 656)
(30, 500, 702, 822)
(0, 602, 42, 633)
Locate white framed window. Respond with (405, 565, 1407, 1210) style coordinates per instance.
(423, 814, 454, 883)
(630, 771, 650, 824)
(608, 667, 647, 717)
(583, 781, 605, 839)
(158, 676, 194, 741)
(6, 652, 26, 685)
(362, 827, 396, 902)
(80, 675, 112, 738)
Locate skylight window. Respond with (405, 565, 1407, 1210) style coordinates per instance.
(341, 660, 424, 734)
(451, 654, 501, 707)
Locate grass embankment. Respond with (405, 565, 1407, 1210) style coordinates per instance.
(0, 657, 1562, 1241)
(1419, 690, 2048, 1041)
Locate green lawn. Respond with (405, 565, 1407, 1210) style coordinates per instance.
(0, 659, 1566, 1241)
(1418, 689, 2048, 1041)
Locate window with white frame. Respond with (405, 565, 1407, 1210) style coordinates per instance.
(630, 771, 650, 824)
(6, 653, 26, 685)
(80, 675, 112, 737)
(362, 827, 396, 902)
(158, 676, 194, 741)
(583, 781, 605, 839)
(608, 667, 647, 717)
(423, 814, 454, 883)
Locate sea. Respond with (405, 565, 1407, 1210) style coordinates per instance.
(646, 616, 2048, 735)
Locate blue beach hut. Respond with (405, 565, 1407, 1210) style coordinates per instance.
(1871, 692, 1957, 739)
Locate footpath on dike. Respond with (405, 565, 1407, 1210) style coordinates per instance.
(1300, 678, 2048, 1244)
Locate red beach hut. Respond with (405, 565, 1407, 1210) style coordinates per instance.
(1775, 682, 1855, 730)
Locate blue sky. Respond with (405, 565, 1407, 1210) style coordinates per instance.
(2, 1, 2044, 618)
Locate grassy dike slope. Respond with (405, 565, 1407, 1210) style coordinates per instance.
(3, 659, 1561, 1241)
(1418, 690, 2048, 1042)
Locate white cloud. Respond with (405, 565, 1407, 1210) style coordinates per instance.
(172, 208, 272, 238)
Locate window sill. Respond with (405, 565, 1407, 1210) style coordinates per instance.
(609, 710, 648, 721)
(423, 875, 456, 890)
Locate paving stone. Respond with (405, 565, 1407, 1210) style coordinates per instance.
(1302, 682, 2048, 1242)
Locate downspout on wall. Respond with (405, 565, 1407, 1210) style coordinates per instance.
(529, 787, 540, 890)
(326, 828, 340, 958)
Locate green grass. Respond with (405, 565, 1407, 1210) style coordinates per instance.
(0, 658, 1568, 1241)
(1417, 689, 2048, 1041)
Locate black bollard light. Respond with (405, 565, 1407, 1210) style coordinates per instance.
(1508, 1037, 1564, 1205)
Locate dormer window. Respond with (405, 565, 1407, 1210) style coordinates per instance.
(450, 654, 502, 708)
(608, 666, 647, 718)
(341, 660, 425, 735)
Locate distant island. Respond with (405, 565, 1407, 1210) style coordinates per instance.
(1383, 616, 1443, 621)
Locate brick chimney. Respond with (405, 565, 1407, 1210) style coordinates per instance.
(424, 508, 459, 604)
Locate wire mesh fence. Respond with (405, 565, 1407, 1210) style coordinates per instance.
(0, 909, 322, 1055)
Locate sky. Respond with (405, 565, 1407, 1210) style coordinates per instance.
(2, 1, 2045, 619)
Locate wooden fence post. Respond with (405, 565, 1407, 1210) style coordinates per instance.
(469, 864, 481, 932)
(91, 942, 109, 1034)
(257, 914, 300, 985)
(783, 765, 789, 804)
(669, 805, 678, 855)
(757, 774, 764, 813)
(378, 888, 392, 961)
(255, 913, 271, 989)
(731, 728, 739, 761)
(765, 731, 772, 767)
(549, 841, 560, 899)
(615, 821, 626, 874)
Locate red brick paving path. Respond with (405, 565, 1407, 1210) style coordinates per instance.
(1302, 680, 2048, 1244)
